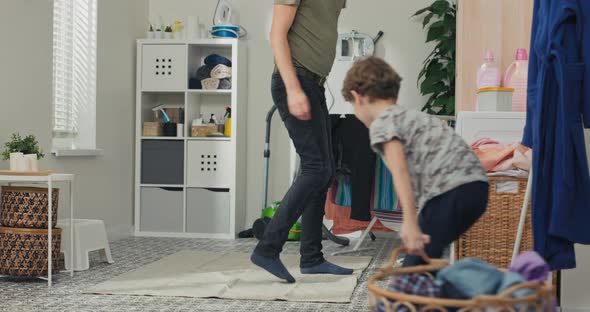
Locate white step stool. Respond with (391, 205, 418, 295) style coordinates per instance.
(57, 219, 114, 271)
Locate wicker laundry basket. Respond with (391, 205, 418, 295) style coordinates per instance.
(1, 186, 59, 228)
(454, 176, 532, 268)
(368, 247, 555, 312)
(0, 226, 62, 277)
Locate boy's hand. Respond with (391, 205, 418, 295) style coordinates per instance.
(287, 88, 311, 120)
(401, 221, 431, 256)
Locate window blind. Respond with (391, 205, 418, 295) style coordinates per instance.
(52, 0, 97, 135)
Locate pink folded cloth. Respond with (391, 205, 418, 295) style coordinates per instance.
(471, 137, 501, 148)
(470, 138, 532, 172)
(513, 146, 532, 171)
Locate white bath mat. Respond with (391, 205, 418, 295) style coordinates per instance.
(84, 251, 372, 303)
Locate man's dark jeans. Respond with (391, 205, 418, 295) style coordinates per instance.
(254, 72, 334, 268)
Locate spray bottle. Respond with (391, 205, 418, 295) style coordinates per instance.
(223, 106, 232, 137)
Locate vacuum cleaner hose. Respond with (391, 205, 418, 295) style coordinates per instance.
(265, 106, 277, 144)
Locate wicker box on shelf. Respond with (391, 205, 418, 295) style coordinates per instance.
(1, 187, 59, 229)
(143, 122, 164, 137)
(454, 176, 533, 268)
(0, 227, 61, 277)
(191, 125, 219, 137)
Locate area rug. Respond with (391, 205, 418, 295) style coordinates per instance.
(84, 251, 372, 303)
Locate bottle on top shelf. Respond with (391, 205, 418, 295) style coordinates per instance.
(476, 50, 501, 89)
(503, 48, 529, 112)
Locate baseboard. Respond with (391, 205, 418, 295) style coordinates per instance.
(560, 307, 590, 312)
(106, 224, 134, 242)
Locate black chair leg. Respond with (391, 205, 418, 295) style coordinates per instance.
(322, 224, 350, 246)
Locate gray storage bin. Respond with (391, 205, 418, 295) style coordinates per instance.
(186, 188, 230, 234)
(140, 187, 184, 232)
(141, 140, 184, 185)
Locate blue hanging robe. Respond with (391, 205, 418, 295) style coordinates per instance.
(522, 0, 590, 270)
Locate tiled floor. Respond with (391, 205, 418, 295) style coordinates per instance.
(0, 233, 401, 312)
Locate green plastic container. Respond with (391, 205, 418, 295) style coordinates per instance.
(262, 202, 301, 241)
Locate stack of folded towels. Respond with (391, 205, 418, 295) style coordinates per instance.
(189, 54, 233, 90)
(374, 251, 553, 312)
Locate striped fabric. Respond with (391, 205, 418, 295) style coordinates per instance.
(372, 158, 403, 229)
(371, 159, 401, 212)
(330, 158, 403, 229)
(330, 178, 352, 207)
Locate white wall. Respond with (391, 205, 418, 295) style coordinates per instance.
(561, 130, 590, 311)
(0, 0, 147, 241)
(149, 0, 432, 225)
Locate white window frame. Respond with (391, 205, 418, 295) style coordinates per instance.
(52, 0, 99, 155)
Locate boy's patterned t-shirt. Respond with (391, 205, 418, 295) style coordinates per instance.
(369, 105, 488, 211)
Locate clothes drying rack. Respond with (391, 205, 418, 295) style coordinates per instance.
(511, 168, 534, 261)
(331, 217, 379, 256)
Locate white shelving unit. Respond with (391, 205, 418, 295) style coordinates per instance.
(134, 39, 247, 239)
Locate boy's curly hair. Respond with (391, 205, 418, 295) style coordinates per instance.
(342, 56, 402, 102)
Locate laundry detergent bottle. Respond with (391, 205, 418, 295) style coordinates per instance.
(504, 48, 529, 112)
(476, 50, 501, 89)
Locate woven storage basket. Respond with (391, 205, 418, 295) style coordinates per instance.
(454, 176, 532, 268)
(191, 124, 219, 137)
(368, 247, 555, 312)
(0, 226, 61, 277)
(0, 187, 59, 228)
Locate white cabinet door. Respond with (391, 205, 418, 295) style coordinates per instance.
(141, 44, 187, 91)
(187, 141, 233, 188)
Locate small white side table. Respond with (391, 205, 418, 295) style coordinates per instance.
(0, 172, 75, 287)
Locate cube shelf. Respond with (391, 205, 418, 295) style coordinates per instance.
(134, 39, 247, 239)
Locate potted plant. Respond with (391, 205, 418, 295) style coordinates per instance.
(413, 0, 457, 119)
(164, 26, 173, 39)
(147, 23, 155, 39)
(2, 133, 44, 171)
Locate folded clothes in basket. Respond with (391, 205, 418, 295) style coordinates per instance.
(373, 274, 441, 312)
(436, 255, 549, 300)
(498, 272, 535, 299)
(375, 255, 552, 312)
(436, 258, 503, 299)
(470, 138, 532, 172)
(509, 251, 550, 283)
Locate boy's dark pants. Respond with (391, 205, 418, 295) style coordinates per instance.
(403, 181, 489, 266)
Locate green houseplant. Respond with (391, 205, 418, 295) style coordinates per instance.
(2, 133, 45, 160)
(414, 0, 457, 116)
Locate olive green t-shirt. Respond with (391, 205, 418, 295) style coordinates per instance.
(274, 0, 346, 78)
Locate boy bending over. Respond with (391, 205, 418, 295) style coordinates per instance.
(342, 57, 489, 265)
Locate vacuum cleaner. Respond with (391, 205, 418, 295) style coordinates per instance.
(253, 106, 350, 246)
